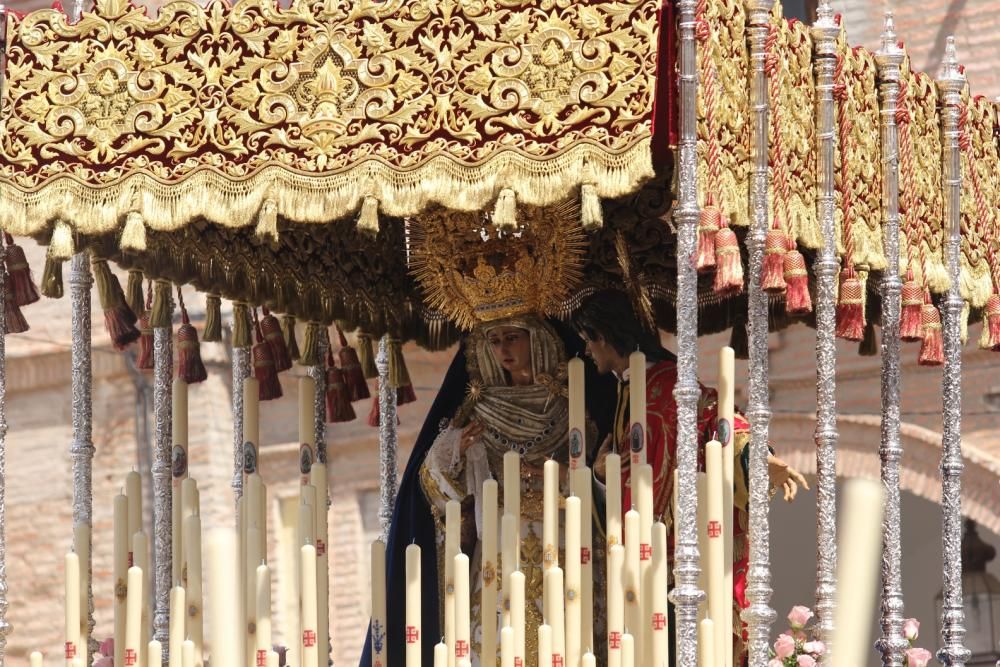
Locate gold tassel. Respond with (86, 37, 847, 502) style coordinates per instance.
(492, 188, 517, 231)
(150, 279, 172, 328)
(41, 256, 64, 299)
(232, 302, 252, 349)
(580, 183, 603, 230)
(298, 321, 322, 366)
(357, 333, 378, 379)
(126, 270, 145, 315)
(256, 199, 279, 244)
(357, 196, 380, 237)
(121, 211, 147, 251)
(49, 220, 74, 260)
(281, 315, 300, 361)
(203, 294, 222, 342)
(386, 337, 411, 389)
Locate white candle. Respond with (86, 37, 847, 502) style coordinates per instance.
(718, 346, 735, 667)
(510, 571, 526, 663)
(454, 554, 471, 665)
(300, 545, 318, 667)
(543, 459, 559, 575)
(481, 480, 498, 663)
(705, 440, 726, 661)
(621, 633, 635, 667)
(538, 624, 552, 667)
(298, 377, 315, 484)
(309, 462, 329, 667)
(635, 465, 653, 665)
(832, 480, 884, 667)
(371, 540, 387, 667)
(606, 453, 622, 548)
(169, 586, 185, 667)
(207, 529, 241, 667)
(267, 652, 279, 667)
(577, 467, 594, 652)
(181, 478, 199, 526)
(544, 567, 565, 662)
(405, 544, 421, 667)
(133, 531, 150, 667)
(30, 652, 43, 667)
(623, 509, 641, 658)
(298, 489, 316, 548)
(650, 523, 669, 667)
(173, 379, 189, 588)
(434, 642, 448, 667)
(628, 350, 646, 466)
(72, 525, 89, 663)
(124, 566, 143, 667)
(607, 545, 624, 667)
(568, 357, 586, 473)
(245, 524, 261, 666)
(501, 513, 518, 628)
(256, 563, 272, 666)
(500, 627, 514, 667)
(564, 495, 581, 667)
(582, 652, 596, 667)
(182, 641, 195, 667)
(183, 514, 204, 667)
(114, 494, 128, 667)
(699, 619, 714, 667)
(126, 471, 142, 560)
(444, 500, 460, 667)
(503, 451, 520, 522)
(148, 640, 162, 667)
(244, 377, 260, 461)
(65, 551, 81, 665)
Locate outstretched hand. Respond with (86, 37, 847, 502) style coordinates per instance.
(767, 454, 809, 502)
(459, 420, 485, 454)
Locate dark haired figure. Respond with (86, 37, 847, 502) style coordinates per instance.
(572, 288, 806, 661)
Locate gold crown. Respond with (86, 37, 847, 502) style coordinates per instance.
(410, 201, 585, 331)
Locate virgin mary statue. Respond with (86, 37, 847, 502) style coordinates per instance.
(361, 204, 616, 667)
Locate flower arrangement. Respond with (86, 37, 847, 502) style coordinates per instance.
(769, 606, 932, 667)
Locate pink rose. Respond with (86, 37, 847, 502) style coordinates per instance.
(788, 605, 814, 629)
(94, 657, 113, 667)
(905, 647, 933, 667)
(903, 618, 920, 642)
(797, 656, 817, 667)
(792, 629, 807, 643)
(768, 660, 784, 667)
(98, 638, 114, 657)
(774, 633, 796, 659)
(803, 640, 826, 656)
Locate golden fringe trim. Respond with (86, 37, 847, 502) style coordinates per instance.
(0, 139, 654, 236)
(121, 211, 147, 251)
(49, 220, 74, 259)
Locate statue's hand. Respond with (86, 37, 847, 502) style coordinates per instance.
(460, 420, 484, 454)
(767, 454, 809, 502)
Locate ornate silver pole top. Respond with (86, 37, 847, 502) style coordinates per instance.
(935, 38, 965, 101)
(811, 0, 839, 55)
(745, 0, 774, 26)
(875, 12, 904, 78)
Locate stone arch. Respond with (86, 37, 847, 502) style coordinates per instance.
(768, 412, 1000, 535)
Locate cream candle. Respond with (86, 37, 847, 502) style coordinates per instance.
(405, 544, 421, 667)
(124, 566, 143, 667)
(481, 479, 498, 663)
(148, 640, 162, 667)
(501, 513, 518, 628)
(72, 525, 89, 663)
(544, 566, 565, 663)
(635, 465, 653, 665)
(500, 627, 514, 667)
(298, 377, 315, 485)
(577, 467, 594, 651)
(444, 500, 460, 667)
(183, 514, 204, 667)
(628, 350, 646, 466)
(621, 633, 635, 667)
(582, 652, 596, 667)
(564, 495, 582, 667)
(125, 471, 142, 561)
(133, 531, 150, 667)
(650, 522, 669, 667)
(182, 640, 195, 667)
(454, 554, 471, 665)
(503, 451, 520, 522)
(623, 509, 641, 657)
(300, 545, 318, 667)
(434, 642, 448, 667)
(114, 494, 128, 667)
(543, 459, 559, 575)
(243, 378, 260, 458)
(169, 586, 185, 667)
(207, 529, 241, 667)
(607, 545, 624, 667)
(538, 624, 552, 667)
(705, 439, 725, 660)
(30, 652, 43, 667)
(309, 461, 329, 667)
(245, 524, 261, 667)
(567, 357, 586, 474)
(606, 453, 622, 548)
(370, 540, 388, 667)
(717, 346, 735, 667)
(510, 571, 526, 663)
(256, 563, 272, 667)
(65, 551, 80, 665)
(699, 619, 714, 667)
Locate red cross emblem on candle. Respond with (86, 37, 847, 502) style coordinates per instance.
(375, 661, 382, 667)
(405, 626, 420, 644)
(640, 543, 653, 560)
(653, 612, 667, 630)
(552, 655, 564, 667)
(125, 649, 137, 666)
(708, 520, 722, 538)
(303, 629, 317, 647)
(257, 650, 268, 667)
(317, 539, 326, 556)
(609, 631, 622, 649)
(514, 659, 523, 667)
(65, 642, 76, 659)
(455, 640, 469, 657)
(581, 547, 591, 565)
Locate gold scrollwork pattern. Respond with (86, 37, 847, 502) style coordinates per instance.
(0, 0, 659, 236)
(959, 92, 996, 308)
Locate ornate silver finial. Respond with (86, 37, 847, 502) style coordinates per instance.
(875, 10, 904, 75)
(811, 0, 839, 56)
(746, 0, 775, 27)
(936, 36, 965, 97)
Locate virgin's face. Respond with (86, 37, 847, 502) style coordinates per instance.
(486, 326, 532, 381)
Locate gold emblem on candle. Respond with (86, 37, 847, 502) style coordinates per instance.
(482, 561, 496, 587)
(115, 579, 127, 601)
(543, 544, 556, 565)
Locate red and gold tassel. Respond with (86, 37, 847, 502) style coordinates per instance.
(782, 236, 812, 316)
(366, 392, 402, 427)
(696, 198, 721, 274)
(761, 220, 788, 294)
(325, 349, 356, 423)
(92, 258, 140, 351)
(260, 307, 292, 373)
(979, 294, 1000, 351)
(712, 219, 744, 296)
(918, 291, 944, 366)
(175, 287, 207, 384)
(253, 310, 283, 400)
(336, 325, 370, 402)
(4, 233, 40, 306)
(900, 271, 924, 342)
(835, 266, 865, 341)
